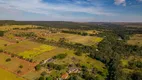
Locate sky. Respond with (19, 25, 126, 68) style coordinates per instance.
(0, 0, 142, 22)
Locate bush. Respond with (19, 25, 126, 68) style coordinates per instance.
(74, 50, 82, 56)
(6, 58, 11, 62)
(41, 71, 47, 76)
(39, 76, 44, 80)
(53, 53, 67, 59)
(19, 65, 23, 68)
(35, 64, 41, 71)
(46, 76, 53, 80)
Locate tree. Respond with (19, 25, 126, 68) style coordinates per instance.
(6, 58, 11, 62)
(19, 65, 23, 69)
(46, 76, 53, 80)
(35, 64, 41, 71)
(39, 76, 44, 80)
(41, 71, 47, 76)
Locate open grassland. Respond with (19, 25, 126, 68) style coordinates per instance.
(18, 45, 55, 59)
(0, 53, 36, 76)
(85, 30, 100, 34)
(0, 25, 38, 31)
(46, 33, 103, 45)
(4, 40, 42, 54)
(127, 34, 142, 46)
(33, 47, 68, 62)
(0, 39, 10, 49)
(0, 68, 24, 80)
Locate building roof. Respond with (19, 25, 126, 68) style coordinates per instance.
(61, 73, 69, 79)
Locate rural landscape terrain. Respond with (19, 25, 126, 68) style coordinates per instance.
(0, 21, 141, 80)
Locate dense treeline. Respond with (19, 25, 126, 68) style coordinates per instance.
(62, 30, 88, 36)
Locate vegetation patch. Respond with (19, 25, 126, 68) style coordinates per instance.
(18, 45, 55, 59)
(4, 40, 42, 54)
(127, 34, 142, 46)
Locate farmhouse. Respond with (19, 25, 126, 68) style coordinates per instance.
(68, 68, 80, 74)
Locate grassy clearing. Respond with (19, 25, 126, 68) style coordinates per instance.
(0, 68, 24, 80)
(127, 34, 142, 46)
(18, 45, 55, 59)
(85, 30, 100, 34)
(4, 40, 42, 54)
(46, 33, 103, 45)
(0, 53, 36, 76)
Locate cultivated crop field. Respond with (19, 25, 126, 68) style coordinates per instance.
(18, 45, 55, 59)
(127, 34, 142, 46)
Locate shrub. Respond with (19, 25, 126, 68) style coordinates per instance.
(39, 76, 44, 80)
(74, 50, 82, 56)
(6, 58, 11, 62)
(41, 71, 47, 76)
(35, 64, 41, 71)
(19, 65, 23, 69)
(53, 53, 67, 59)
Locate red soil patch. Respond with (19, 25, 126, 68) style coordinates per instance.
(0, 53, 38, 76)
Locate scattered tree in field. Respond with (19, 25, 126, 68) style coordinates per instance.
(6, 58, 11, 62)
(19, 65, 23, 69)
(4, 44, 7, 46)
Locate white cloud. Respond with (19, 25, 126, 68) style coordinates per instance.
(114, 0, 126, 6)
(0, 0, 114, 16)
